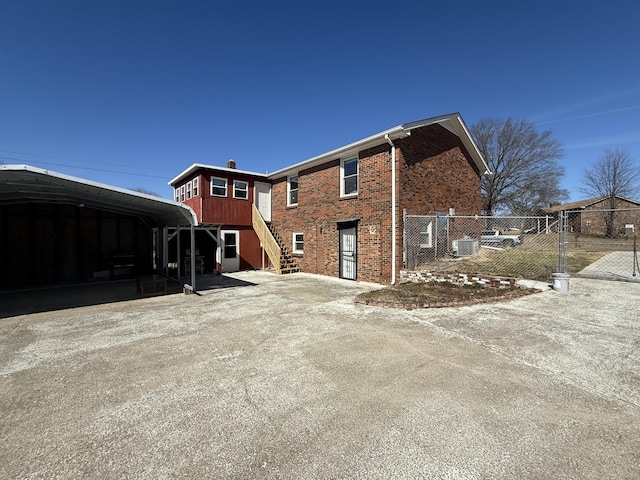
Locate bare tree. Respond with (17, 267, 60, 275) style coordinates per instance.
(471, 118, 567, 215)
(130, 187, 161, 197)
(581, 148, 640, 237)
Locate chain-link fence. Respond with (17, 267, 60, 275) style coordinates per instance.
(404, 210, 640, 283)
(566, 208, 640, 282)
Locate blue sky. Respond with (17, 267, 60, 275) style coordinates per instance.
(1, 0, 639, 202)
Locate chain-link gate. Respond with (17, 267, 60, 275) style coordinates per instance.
(404, 210, 640, 283)
(565, 207, 640, 282)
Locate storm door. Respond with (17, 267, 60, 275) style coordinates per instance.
(339, 226, 357, 280)
(221, 230, 240, 272)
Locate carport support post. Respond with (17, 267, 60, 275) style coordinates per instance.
(190, 224, 196, 292)
(176, 227, 181, 279)
(162, 227, 169, 275)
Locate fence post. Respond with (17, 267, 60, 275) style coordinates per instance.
(402, 209, 407, 269)
(558, 210, 568, 273)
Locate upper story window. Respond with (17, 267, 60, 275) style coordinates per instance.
(192, 177, 199, 196)
(180, 185, 186, 202)
(233, 180, 248, 200)
(292, 232, 304, 254)
(288, 175, 299, 206)
(174, 187, 180, 202)
(211, 176, 227, 197)
(341, 157, 358, 197)
(186, 181, 192, 199)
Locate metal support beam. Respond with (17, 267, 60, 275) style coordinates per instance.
(190, 223, 196, 292)
(176, 227, 181, 279)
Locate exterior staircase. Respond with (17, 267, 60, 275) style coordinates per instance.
(251, 204, 299, 274)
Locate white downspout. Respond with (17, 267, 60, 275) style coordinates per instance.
(385, 134, 397, 285)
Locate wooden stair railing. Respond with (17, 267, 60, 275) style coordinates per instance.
(252, 204, 299, 274)
(252, 204, 283, 274)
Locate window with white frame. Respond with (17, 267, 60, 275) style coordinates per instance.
(211, 176, 227, 197)
(180, 185, 185, 202)
(192, 177, 199, 196)
(233, 180, 248, 199)
(175, 187, 180, 202)
(292, 232, 304, 254)
(288, 175, 299, 206)
(341, 157, 358, 196)
(419, 217, 433, 248)
(186, 181, 192, 199)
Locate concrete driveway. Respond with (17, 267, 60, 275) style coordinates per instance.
(1, 272, 639, 479)
(577, 250, 640, 282)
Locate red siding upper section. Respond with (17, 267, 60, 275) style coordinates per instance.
(176, 169, 262, 226)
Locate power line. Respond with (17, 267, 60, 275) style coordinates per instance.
(0, 148, 176, 173)
(0, 156, 170, 180)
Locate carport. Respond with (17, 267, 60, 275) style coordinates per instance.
(0, 164, 212, 293)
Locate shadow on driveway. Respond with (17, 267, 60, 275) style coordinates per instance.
(0, 273, 256, 319)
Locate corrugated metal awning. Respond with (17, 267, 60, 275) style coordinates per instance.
(0, 165, 197, 227)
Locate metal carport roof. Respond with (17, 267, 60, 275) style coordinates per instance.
(0, 164, 197, 227)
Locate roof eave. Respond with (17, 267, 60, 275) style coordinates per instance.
(168, 163, 268, 186)
(267, 112, 490, 179)
(1, 164, 198, 227)
(267, 126, 411, 179)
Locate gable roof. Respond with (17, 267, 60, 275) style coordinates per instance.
(544, 195, 640, 213)
(168, 113, 490, 186)
(168, 163, 268, 187)
(267, 112, 490, 179)
(1, 164, 197, 227)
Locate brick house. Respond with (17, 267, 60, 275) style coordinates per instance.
(544, 196, 640, 237)
(169, 113, 489, 284)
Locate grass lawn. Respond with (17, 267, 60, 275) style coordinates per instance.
(415, 233, 608, 282)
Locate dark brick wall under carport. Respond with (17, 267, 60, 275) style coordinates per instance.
(0, 203, 152, 288)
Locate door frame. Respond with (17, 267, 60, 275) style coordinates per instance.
(338, 221, 358, 280)
(254, 181, 272, 222)
(220, 229, 240, 272)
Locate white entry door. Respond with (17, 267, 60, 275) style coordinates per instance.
(339, 226, 357, 280)
(254, 181, 271, 222)
(221, 230, 240, 272)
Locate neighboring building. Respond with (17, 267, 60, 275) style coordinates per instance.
(544, 196, 640, 236)
(169, 113, 489, 284)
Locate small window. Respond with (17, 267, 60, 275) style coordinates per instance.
(341, 157, 358, 197)
(211, 177, 227, 197)
(180, 185, 185, 202)
(288, 175, 299, 206)
(293, 232, 304, 254)
(174, 188, 180, 202)
(233, 180, 248, 199)
(192, 177, 199, 197)
(224, 232, 237, 259)
(186, 181, 192, 199)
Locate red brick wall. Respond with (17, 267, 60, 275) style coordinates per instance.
(270, 124, 482, 284)
(578, 199, 640, 236)
(270, 144, 394, 284)
(397, 124, 482, 216)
